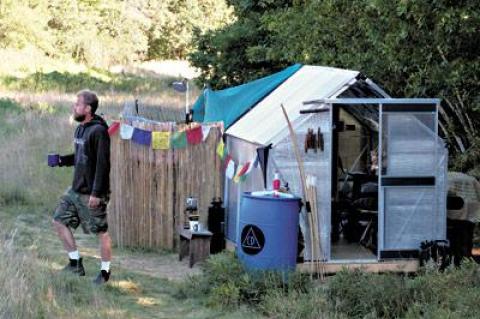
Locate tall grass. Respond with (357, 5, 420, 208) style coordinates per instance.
(0, 97, 72, 206)
(0, 228, 122, 319)
(175, 252, 480, 318)
(0, 70, 188, 207)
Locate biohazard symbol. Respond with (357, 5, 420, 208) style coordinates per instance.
(240, 224, 265, 255)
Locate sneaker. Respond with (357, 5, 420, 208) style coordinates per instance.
(93, 270, 110, 285)
(62, 258, 85, 276)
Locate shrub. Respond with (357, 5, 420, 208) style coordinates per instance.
(175, 251, 311, 309)
(260, 286, 330, 319)
(327, 269, 412, 319)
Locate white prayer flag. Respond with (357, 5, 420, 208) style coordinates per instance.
(120, 124, 134, 140)
(201, 125, 211, 142)
(225, 157, 236, 179)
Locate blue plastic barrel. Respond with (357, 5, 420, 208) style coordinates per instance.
(236, 192, 301, 272)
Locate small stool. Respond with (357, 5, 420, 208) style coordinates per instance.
(179, 228, 213, 267)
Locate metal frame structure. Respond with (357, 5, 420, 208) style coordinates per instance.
(321, 98, 445, 260)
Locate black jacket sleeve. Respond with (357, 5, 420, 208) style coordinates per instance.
(59, 154, 74, 167)
(91, 128, 110, 197)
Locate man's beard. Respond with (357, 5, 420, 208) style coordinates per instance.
(74, 113, 86, 122)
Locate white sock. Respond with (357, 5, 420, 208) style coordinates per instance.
(68, 250, 80, 260)
(101, 261, 111, 272)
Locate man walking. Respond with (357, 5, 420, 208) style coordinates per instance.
(51, 90, 112, 284)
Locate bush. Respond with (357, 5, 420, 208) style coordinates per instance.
(327, 262, 480, 319)
(260, 286, 330, 319)
(327, 270, 412, 318)
(175, 251, 311, 309)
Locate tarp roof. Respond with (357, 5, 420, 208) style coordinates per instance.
(192, 64, 302, 128)
(226, 65, 360, 145)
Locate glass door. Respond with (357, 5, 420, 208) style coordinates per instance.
(378, 103, 440, 258)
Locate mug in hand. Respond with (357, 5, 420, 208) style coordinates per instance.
(48, 153, 60, 167)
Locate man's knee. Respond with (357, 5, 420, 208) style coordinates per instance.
(52, 218, 65, 229)
(97, 231, 111, 240)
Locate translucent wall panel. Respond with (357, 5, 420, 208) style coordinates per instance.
(380, 106, 447, 252)
(382, 113, 436, 176)
(384, 187, 436, 249)
(272, 111, 331, 261)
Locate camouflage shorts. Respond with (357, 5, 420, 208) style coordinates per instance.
(53, 188, 109, 234)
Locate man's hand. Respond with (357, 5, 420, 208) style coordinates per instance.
(88, 196, 101, 208)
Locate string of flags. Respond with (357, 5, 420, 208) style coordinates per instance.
(107, 120, 265, 185)
(216, 139, 260, 184)
(107, 121, 214, 150)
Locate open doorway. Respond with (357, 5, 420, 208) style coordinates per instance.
(330, 105, 379, 261)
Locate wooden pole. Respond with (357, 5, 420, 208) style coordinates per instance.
(280, 104, 315, 276)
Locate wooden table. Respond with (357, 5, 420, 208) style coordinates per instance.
(179, 228, 213, 268)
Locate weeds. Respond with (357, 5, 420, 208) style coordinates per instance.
(0, 187, 30, 206)
(175, 252, 312, 310)
(175, 251, 480, 318)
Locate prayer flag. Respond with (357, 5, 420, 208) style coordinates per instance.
(171, 130, 187, 149)
(108, 121, 120, 136)
(186, 125, 203, 145)
(237, 162, 250, 177)
(233, 164, 244, 183)
(152, 131, 171, 150)
(225, 156, 235, 179)
(132, 127, 151, 146)
(257, 144, 272, 189)
(201, 125, 211, 142)
(216, 140, 226, 158)
(245, 158, 255, 175)
(120, 124, 134, 140)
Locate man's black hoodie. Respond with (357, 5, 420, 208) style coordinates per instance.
(60, 114, 110, 197)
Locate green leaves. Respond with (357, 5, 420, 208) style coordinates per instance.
(189, 0, 480, 172)
(0, 0, 233, 66)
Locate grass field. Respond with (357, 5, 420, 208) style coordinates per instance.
(0, 57, 259, 318)
(1, 54, 480, 318)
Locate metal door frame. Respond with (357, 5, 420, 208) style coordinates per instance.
(321, 98, 441, 260)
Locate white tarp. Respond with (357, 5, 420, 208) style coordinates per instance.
(226, 65, 358, 145)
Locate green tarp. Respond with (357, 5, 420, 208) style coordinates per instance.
(192, 64, 302, 128)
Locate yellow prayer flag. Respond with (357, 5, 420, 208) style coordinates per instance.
(152, 131, 171, 150)
(233, 164, 243, 183)
(216, 140, 225, 158)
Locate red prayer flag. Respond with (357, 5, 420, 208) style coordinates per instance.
(186, 125, 203, 145)
(224, 155, 232, 168)
(237, 162, 250, 177)
(108, 121, 120, 136)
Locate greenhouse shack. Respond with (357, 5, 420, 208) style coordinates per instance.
(194, 65, 447, 272)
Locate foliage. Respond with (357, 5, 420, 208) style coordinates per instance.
(189, 0, 480, 171)
(145, 0, 233, 60)
(175, 251, 311, 309)
(0, 69, 175, 94)
(175, 250, 480, 318)
(327, 262, 480, 318)
(0, 0, 233, 67)
(259, 286, 330, 319)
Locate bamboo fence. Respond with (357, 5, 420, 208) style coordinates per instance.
(108, 120, 224, 250)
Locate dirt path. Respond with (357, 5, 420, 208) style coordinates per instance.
(76, 234, 201, 281)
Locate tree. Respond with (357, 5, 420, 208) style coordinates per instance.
(189, 0, 480, 173)
(145, 0, 233, 60)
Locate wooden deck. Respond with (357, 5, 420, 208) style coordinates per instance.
(227, 239, 419, 273)
(298, 259, 419, 274)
